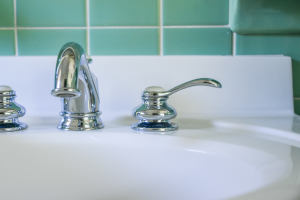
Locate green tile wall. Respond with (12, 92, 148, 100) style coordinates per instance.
(0, 0, 299, 114)
(18, 29, 86, 55)
(90, 0, 158, 26)
(90, 29, 159, 55)
(0, 30, 15, 55)
(164, 0, 228, 25)
(164, 28, 232, 55)
(17, 0, 86, 27)
(0, 0, 231, 57)
(295, 100, 300, 114)
(0, 0, 14, 27)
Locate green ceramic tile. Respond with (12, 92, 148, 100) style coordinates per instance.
(0, 0, 14, 27)
(164, 0, 228, 25)
(236, 34, 300, 97)
(0, 30, 15, 55)
(230, 0, 300, 34)
(295, 100, 300, 115)
(294, 99, 300, 115)
(17, 0, 85, 27)
(90, 29, 159, 55)
(164, 28, 232, 55)
(90, 0, 158, 26)
(18, 29, 86, 55)
(292, 60, 300, 97)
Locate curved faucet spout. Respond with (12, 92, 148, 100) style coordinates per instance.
(51, 42, 103, 131)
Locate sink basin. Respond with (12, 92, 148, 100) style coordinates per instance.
(0, 116, 299, 200)
(0, 56, 298, 199)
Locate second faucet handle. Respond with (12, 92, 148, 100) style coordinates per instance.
(132, 78, 222, 132)
(0, 86, 27, 132)
(142, 78, 222, 98)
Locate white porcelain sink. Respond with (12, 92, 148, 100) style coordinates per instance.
(0, 116, 299, 200)
(0, 56, 298, 199)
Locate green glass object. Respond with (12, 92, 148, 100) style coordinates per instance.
(294, 100, 300, 115)
(230, 0, 300, 34)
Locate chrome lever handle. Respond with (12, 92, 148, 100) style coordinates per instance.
(164, 78, 222, 97)
(132, 78, 222, 133)
(143, 78, 222, 98)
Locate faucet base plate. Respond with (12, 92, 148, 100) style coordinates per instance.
(131, 121, 178, 132)
(0, 119, 27, 132)
(58, 112, 103, 131)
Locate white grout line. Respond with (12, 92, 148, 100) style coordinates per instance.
(163, 25, 230, 29)
(90, 26, 159, 29)
(17, 27, 86, 30)
(295, 97, 300, 101)
(0, 25, 230, 31)
(0, 27, 14, 30)
(232, 32, 236, 56)
(13, 0, 18, 56)
(86, 0, 90, 55)
(159, 0, 163, 56)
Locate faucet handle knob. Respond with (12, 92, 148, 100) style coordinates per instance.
(0, 85, 12, 92)
(132, 78, 222, 133)
(0, 85, 27, 132)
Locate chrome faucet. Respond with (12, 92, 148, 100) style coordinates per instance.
(132, 78, 222, 132)
(51, 42, 103, 131)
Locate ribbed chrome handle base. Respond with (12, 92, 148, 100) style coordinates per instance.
(0, 86, 27, 132)
(131, 121, 177, 132)
(0, 119, 27, 132)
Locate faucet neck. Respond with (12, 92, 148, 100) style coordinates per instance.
(51, 42, 103, 131)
